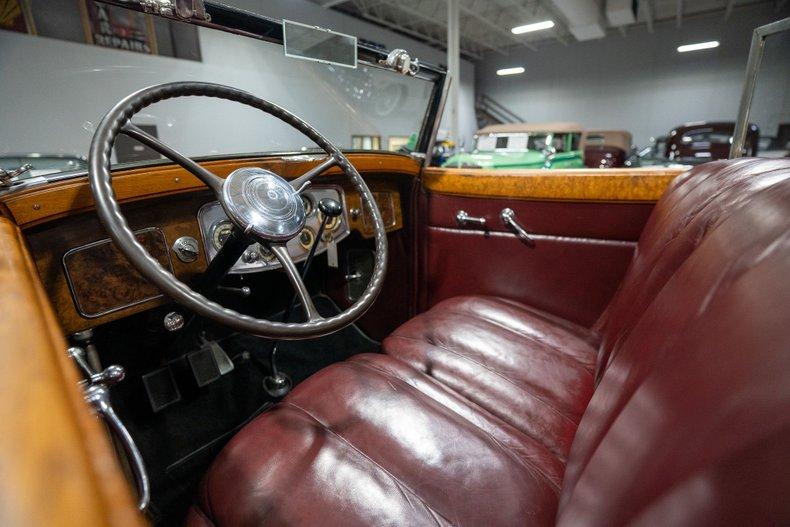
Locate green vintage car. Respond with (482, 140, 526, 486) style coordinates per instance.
(443, 122, 585, 169)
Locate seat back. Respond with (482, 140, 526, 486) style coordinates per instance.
(559, 159, 790, 525)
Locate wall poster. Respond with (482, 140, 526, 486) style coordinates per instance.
(81, 0, 157, 55)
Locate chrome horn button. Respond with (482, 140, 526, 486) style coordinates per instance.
(221, 167, 305, 241)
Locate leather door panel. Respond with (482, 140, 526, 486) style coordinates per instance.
(423, 193, 655, 327)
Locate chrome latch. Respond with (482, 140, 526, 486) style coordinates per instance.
(114, 0, 210, 22)
(0, 163, 32, 187)
(500, 208, 535, 247)
(379, 49, 420, 76)
(68, 347, 150, 511)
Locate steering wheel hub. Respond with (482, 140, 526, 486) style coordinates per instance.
(221, 167, 305, 241)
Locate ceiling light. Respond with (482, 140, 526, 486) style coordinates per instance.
(511, 20, 555, 34)
(497, 66, 525, 76)
(677, 41, 720, 53)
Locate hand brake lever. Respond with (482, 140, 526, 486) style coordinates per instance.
(68, 347, 150, 511)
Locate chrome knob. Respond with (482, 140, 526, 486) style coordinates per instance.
(163, 312, 185, 332)
(242, 249, 260, 263)
(93, 364, 126, 386)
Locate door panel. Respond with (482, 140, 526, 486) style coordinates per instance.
(421, 168, 684, 327)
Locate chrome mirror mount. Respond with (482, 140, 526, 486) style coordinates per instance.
(379, 49, 421, 76)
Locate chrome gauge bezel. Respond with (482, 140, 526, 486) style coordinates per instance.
(197, 185, 349, 275)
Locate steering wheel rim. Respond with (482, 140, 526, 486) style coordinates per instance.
(88, 81, 388, 340)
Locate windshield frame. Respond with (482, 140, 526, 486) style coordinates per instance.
(1, 0, 448, 194)
(100, 0, 449, 157)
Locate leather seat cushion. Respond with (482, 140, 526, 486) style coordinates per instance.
(382, 296, 597, 460)
(188, 353, 566, 526)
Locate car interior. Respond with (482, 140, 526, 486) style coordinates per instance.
(0, 2, 788, 527)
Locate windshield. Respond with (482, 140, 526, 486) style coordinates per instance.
(0, 7, 434, 180)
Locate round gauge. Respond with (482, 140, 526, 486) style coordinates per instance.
(211, 221, 234, 251)
(318, 211, 341, 231)
(298, 227, 316, 251)
(301, 195, 314, 216)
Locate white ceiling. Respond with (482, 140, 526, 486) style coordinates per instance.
(310, 0, 786, 59)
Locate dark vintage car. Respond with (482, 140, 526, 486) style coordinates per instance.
(0, 3, 788, 527)
(666, 121, 759, 164)
(583, 130, 632, 168)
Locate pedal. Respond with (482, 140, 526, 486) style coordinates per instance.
(187, 347, 221, 387)
(209, 341, 235, 375)
(142, 367, 182, 413)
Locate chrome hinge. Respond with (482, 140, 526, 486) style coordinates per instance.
(100, 0, 210, 22)
(379, 49, 421, 76)
(0, 163, 32, 188)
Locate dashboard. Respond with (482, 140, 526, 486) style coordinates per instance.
(197, 186, 350, 273)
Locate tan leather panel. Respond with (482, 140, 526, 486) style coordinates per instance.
(2, 153, 421, 228)
(0, 217, 144, 527)
(423, 166, 686, 202)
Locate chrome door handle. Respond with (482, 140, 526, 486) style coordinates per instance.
(500, 208, 535, 247)
(456, 210, 486, 228)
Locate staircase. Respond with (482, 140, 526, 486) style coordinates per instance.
(475, 94, 523, 129)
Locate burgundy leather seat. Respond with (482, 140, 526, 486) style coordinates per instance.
(186, 158, 790, 526)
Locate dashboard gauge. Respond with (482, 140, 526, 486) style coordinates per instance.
(318, 211, 341, 231)
(211, 221, 234, 251)
(301, 195, 314, 216)
(298, 227, 315, 251)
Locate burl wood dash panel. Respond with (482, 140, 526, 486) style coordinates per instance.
(63, 228, 172, 318)
(27, 192, 211, 334)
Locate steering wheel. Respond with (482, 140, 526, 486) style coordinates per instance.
(88, 82, 388, 339)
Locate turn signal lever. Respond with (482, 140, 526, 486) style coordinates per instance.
(67, 347, 150, 511)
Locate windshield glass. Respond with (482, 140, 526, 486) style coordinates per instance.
(0, 8, 434, 180)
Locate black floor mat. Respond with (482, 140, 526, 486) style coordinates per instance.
(97, 296, 378, 526)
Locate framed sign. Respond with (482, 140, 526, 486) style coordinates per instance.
(81, 0, 156, 55)
(0, 0, 36, 34)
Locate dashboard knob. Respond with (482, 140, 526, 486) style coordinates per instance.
(163, 312, 185, 332)
(318, 198, 342, 218)
(242, 249, 260, 264)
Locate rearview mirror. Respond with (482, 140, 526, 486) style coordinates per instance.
(283, 20, 357, 69)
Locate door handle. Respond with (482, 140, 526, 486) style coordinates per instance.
(500, 208, 535, 247)
(456, 210, 486, 228)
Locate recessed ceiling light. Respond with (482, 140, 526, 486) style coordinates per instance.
(497, 66, 525, 76)
(511, 20, 555, 34)
(677, 41, 720, 53)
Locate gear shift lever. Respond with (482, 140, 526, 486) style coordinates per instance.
(263, 198, 343, 397)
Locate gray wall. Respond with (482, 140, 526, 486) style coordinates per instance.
(0, 0, 476, 160)
(476, 4, 789, 147)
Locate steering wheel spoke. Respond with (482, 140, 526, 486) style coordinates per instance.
(120, 123, 224, 194)
(269, 244, 323, 322)
(289, 156, 338, 193)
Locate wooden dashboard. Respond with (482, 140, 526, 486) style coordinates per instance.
(2, 153, 418, 335)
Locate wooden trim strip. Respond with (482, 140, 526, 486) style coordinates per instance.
(423, 167, 687, 202)
(0, 217, 144, 527)
(2, 153, 421, 228)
